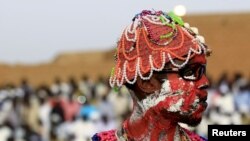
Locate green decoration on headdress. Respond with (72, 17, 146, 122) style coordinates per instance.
(159, 15, 176, 39)
(160, 32, 173, 39)
(111, 67, 115, 77)
(168, 11, 184, 26)
(160, 15, 175, 28)
(113, 86, 119, 92)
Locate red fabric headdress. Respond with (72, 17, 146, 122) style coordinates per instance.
(110, 10, 208, 87)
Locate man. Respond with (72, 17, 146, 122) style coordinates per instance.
(92, 10, 211, 141)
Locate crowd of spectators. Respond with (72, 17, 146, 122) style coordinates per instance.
(0, 73, 249, 141)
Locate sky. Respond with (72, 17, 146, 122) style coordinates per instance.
(0, 0, 250, 64)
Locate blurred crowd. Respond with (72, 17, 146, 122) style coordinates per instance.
(0, 73, 250, 141)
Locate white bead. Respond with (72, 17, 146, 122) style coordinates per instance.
(124, 60, 138, 84)
(109, 75, 115, 87)
(184, 23, 190, 28)
(190, 45, 202, 54)
(196, 35, 205, 43)
(167, 51, 191, 68)
(125, 26, 136, 42)
(137, 57, 153, 80)
(116, 68, 124, 87)
(127, 23, 136, 34)
(149, 53, 166, 71)
(190, 27, 199, 34)
(143, 15, 165, 25)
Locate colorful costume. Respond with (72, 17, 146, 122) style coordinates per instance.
(93, 10, 211, 141)
(92, 127, 208, 141)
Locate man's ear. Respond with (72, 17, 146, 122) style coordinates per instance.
(136, 75, 162, 94)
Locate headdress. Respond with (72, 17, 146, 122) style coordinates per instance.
(110, 10, 210, 87)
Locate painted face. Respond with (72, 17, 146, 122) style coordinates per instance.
(139, 54, 209, 126)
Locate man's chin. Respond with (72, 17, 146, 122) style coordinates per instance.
(160, 109, 203, 127)
(178, 109, 204, 127)
(180, 116, 202, 127)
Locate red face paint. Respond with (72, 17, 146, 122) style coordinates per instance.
(156, 54, 209, 125)
(124, 54, 209, 140)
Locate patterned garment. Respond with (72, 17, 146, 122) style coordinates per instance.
(92, 130, 117, 141)
(92, 128, 208, 141)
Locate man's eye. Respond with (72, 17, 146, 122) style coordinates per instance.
(183, 69, 194, 77)
(181, 68, 198, 80)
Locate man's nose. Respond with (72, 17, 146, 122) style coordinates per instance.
(197, 75, 210, 89)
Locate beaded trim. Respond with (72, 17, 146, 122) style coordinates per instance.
(110, 10, 209, 88)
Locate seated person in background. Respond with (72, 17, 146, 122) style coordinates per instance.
(92, 9, 212, 141)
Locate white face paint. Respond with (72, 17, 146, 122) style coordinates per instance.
(160, 79, 172, 94)
(167, 98, 184, 112)
(135, 78, 203, 115)
(190, 96, 200, 110)
(138, 80, 173, 112)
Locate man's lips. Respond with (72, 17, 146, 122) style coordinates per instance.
(197, 93, 208, 109)
(199, 96, 207, 103)
(197, 90, 207, 103)
(201, 101, 208, 107)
